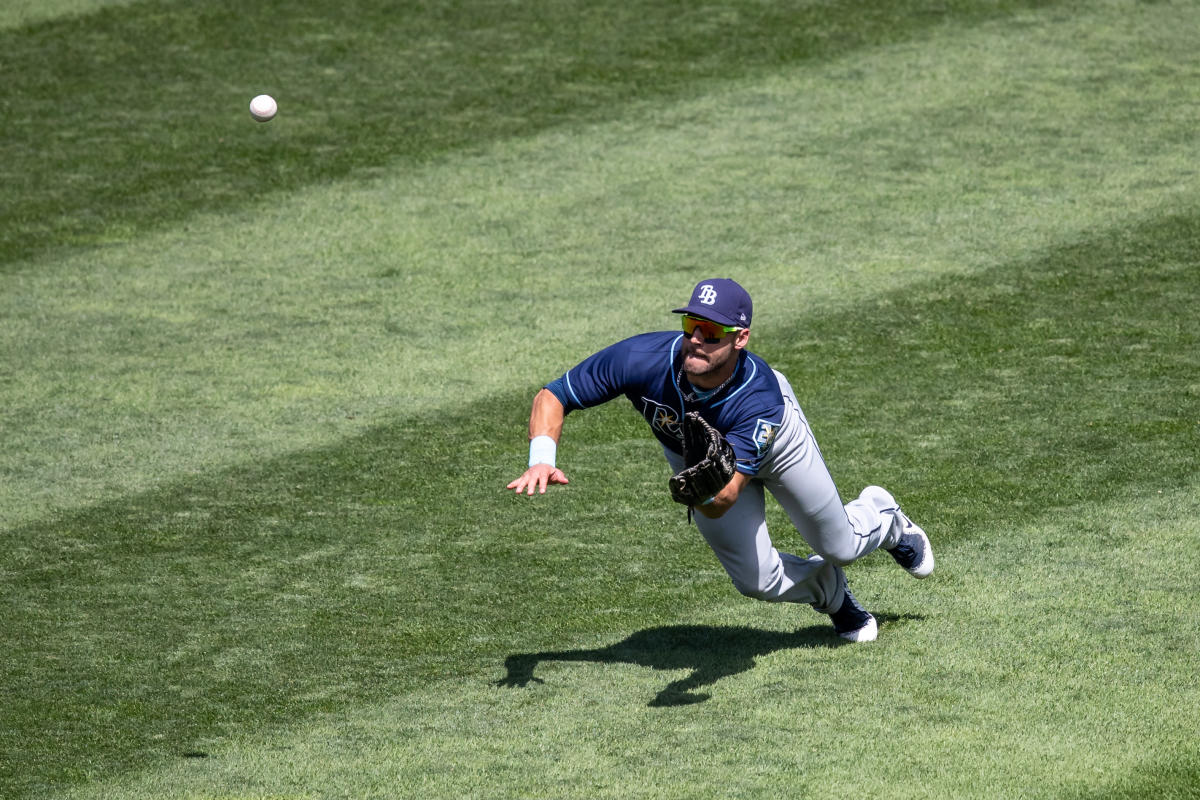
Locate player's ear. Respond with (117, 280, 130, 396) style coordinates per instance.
(734, 328, 750, 350)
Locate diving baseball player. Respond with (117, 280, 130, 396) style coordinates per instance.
(507, 278, 934, 642)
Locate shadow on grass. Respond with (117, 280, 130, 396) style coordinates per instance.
(496, 618, 915, 706)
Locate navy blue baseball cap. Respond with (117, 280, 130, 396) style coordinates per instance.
(672, 279, 753, 328)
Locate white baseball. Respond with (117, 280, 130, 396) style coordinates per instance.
(249, 94, 277, 122)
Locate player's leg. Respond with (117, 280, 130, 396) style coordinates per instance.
(663, 448, 874, 640)
(695, 478, 842, 605)
(764, 371, 932, 576)
(663, 447, 839, 606)
(757, 401, 893, 565)
(849, 485, 934, 578)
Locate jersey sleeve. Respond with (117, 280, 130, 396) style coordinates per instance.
(544, 334, 658, 413)
(722, 412, 783, 475)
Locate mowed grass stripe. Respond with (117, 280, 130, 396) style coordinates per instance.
(0, 0, 1060, 265)
(3, 207, 1197, 797)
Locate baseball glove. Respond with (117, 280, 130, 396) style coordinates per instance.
(669, 412, 737, 507)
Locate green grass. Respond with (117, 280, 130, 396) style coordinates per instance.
(2, 0, 1200, 798)
(0, 0, 140, 30)
(0, 0, 1060, 266)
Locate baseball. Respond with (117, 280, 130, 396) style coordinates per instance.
(249, 94, 277, 122)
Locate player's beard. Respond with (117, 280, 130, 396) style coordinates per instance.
(682, 343, 736, 385)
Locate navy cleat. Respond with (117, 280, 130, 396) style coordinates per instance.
(886, 510, 935, 579)
(829, 586, 878, 643)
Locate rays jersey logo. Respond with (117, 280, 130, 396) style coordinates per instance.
(641, 397, 683, 441)
(753, 419, 778, 457)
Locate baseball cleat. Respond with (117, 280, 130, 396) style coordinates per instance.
(829, 586, 878, 643)
(886, 510, 935, 579)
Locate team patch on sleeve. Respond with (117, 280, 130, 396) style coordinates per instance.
(752, 419, 779, 457)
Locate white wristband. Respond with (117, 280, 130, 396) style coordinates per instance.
(528, 435, 557, 468)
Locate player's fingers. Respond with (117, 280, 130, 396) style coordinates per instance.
(508, 472, 535, 493)
(509, 465, 566, 495)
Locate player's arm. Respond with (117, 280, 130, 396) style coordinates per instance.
(507, 336, 645, 496)
(694, 471, 751, 518)
(507, 389, 570, 495)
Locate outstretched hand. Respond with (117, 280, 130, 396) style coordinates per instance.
(507, 463, 570, 495)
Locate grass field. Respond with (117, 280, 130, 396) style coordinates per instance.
(2, 0, 1199, 798)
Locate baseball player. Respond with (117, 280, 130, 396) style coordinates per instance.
(507, 278, 934, 642)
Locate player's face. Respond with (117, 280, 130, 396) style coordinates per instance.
(681, 321, 750, 385)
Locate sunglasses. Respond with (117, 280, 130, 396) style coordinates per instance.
(682, 315, 741, 344)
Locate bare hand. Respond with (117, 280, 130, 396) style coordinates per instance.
(507, 463, 569, 495)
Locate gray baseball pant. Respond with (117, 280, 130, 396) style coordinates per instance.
(664, 371, 906, 614)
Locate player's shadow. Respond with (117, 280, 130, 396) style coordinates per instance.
(495, 618, 907, 707)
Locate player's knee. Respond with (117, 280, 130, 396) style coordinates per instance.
(731, 576, 781, 602)
(816, 542, 859, 567)
(734, 583, 768, 601)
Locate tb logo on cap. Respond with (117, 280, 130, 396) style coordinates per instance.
(697, 284, 718, 305)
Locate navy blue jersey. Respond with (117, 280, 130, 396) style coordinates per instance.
(544, 331, 786, 475)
